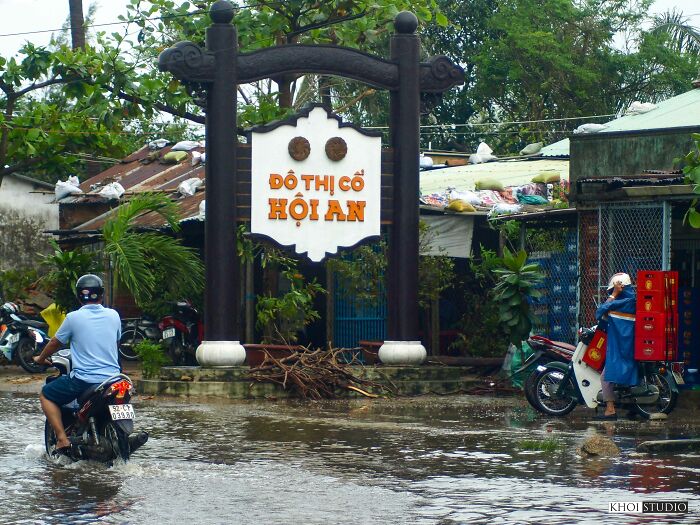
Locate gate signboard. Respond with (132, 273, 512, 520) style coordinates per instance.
(251, 105, 381, 261)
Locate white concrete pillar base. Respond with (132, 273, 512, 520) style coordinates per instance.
(196, 340, 246, 367)
(378, 340, 426, 365)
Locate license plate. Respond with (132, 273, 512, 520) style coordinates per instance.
(109, 404, 135, 420)
(7, 332, 19, 344)
(162, 328, 176, 339)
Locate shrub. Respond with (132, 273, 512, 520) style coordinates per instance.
(134, 340, 171, 379)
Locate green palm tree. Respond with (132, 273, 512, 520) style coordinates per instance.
(101, 192, 204, 313)
(650, 9, 700, 84)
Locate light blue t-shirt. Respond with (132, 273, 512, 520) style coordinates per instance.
(55, 304, 121, 383)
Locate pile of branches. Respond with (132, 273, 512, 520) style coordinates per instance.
(247, 348, 395, 400)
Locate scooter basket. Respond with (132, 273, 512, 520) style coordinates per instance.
(582, 329, 606, 372)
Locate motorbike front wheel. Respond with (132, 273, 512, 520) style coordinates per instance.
(119, 328, 146, 361)
(102, 421, 130, 463)
(531, 368, 578, 416)
(633, 373, 678, 419)
(16, 336, 46, 373)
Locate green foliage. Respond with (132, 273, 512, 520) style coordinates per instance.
(101, 193, 204, 315)
(328, 239, 387, 303)
(134, 339, 171, 379)
(519, 438, 562, 452)
(492, 247, 544, 349)
(0, 268, 40, 302)
(38, 240, 100, 313)
(255, 250, 325, 344)
(682, 134, 700, 228)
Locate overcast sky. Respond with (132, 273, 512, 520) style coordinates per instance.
(0, 0, 698, 58)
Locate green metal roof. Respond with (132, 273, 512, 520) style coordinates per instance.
(599, 87, 700, 133)
(540, 138, 570, 157)
(420, 158, 569, 195)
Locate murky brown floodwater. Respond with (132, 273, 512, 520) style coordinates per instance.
(1, 392, 699, 524)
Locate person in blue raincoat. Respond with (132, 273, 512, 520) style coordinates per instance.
(595, 272, 638, 420)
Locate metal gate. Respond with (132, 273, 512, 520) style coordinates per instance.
(579, 202, 670, 326)
(333, 278, 387, 349)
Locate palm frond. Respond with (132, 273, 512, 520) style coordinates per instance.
(651, 9, 700, 56)
(104, 233, 156, 304)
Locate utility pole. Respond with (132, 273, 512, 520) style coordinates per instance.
(69, 0, 86, 50)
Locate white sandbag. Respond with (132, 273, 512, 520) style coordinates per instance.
(198, 199, 205, 220)
(98, 182, 125, 200)
(573, 123, 607, 134)
(469, 142, 497, 164)
(177, 177, 203, 196)
(625, 101, 656, 116)
(171, 140, 201, 151)
(419, 154, 433, 168)
(191, 151, 203, 166)
(449, 189, 482, 206)
(148, 138, 169, 150)
(67, 175, 80, 186)
(488, 203, 521, 216)
(54, 180, 83, 200)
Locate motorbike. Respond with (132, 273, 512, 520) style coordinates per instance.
(518, 335, 575, 407)
(527, 326, 680, 419)
(158, 300, 202, 365)
(44, 349, 149, 464)
(0, 307, 50, 373)
(119, 316, 161, 361)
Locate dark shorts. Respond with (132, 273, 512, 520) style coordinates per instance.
(42, 375, 94, 406)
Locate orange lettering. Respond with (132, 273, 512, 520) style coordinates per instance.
(346, 201, 365, 221)
(324, 200, 346, 221)
(268, 198, 288, 219)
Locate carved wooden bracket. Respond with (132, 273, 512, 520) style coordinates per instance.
(159, 43, 464, 93)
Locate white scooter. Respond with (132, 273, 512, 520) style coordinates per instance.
(526, 327, 681, 419)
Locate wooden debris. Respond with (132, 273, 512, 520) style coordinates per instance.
(246, 348, 394, 400)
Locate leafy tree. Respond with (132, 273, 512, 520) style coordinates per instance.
(101, 192, 204, 315)
(39, 240, 100, 312)
(492, 247, 544, 353)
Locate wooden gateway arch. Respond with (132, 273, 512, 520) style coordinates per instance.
(158, 0, 464, 365)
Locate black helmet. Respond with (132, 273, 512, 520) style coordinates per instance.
(76, 274, 104, 304)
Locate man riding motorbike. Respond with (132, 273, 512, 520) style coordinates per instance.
(594, 272, 638, 420)
(33, 274, 121, 454)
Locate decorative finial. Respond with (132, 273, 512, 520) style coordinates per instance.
(210, 1, 234, 24)
(394, 11, 418, 34)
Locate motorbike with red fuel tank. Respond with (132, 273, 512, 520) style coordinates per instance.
(158, 300, 202, 365)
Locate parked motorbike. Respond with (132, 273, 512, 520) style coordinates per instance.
(0, 302, 50, 373)
(527, 327, 680, 419)
(158, 300, 202, 365)
(44, 349, 149, 464)
(119, 316, 161, 361)
(519, 335, 575, 407)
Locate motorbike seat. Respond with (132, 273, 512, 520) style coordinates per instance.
(551, 341, 575, 352)
(21, 319, 49, 331)
(77, 377, 125, 405)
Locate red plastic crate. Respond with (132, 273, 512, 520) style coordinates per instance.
(638, 271, 666, 292)
(635, 336, 678, 361)
(635, 312, 668, 340)
(637, 291, 671, 313)
(582, 329, 606, 371)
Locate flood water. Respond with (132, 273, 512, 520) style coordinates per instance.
(1, 392, 699, 524)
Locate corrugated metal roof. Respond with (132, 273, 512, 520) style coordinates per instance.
(540, 138, 569, 157)
(64, 144, 206, 232)
(420, 158, 569, 195)
(598, 87, 700, 133)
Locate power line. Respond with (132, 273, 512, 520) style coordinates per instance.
(0, 1, 283, 39)
(367, 114, 617, 130)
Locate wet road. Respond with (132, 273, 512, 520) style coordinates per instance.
(1, 392, 699, 524)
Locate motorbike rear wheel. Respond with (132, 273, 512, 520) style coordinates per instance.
(633, 373, 678, 419)
(16, 336, 46, 373)
(102, 421, 130, 463)
(531, 368, 578, 416)
(119, 328, 145, 361)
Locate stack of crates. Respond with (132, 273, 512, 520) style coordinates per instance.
(634, 271, 678, 362)
(678, 287, 700, 385)
(548, 252, 578, 341)
(529, 252, 551, 336)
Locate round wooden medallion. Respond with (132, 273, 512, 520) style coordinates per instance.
(325, 137, 347, 161)
(288, 136, 310, 161)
